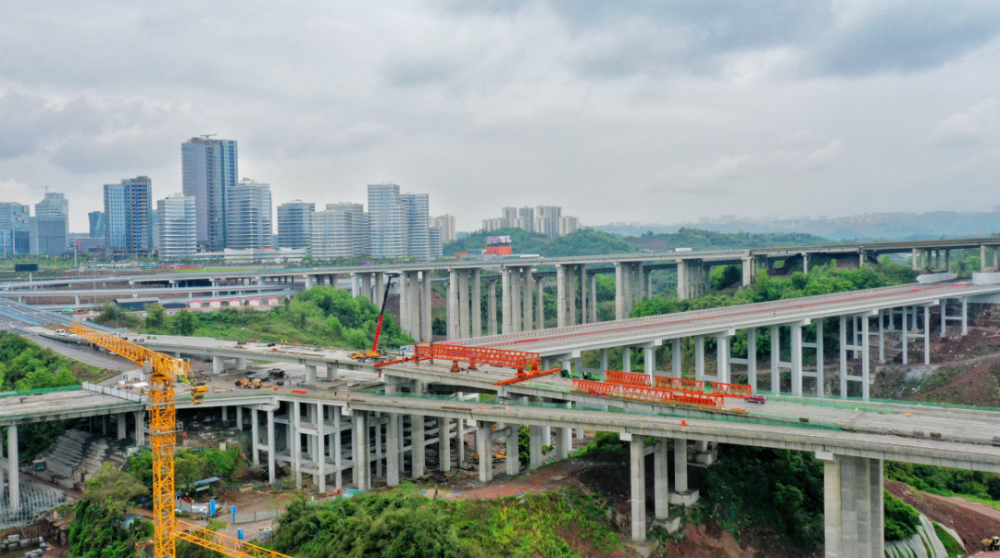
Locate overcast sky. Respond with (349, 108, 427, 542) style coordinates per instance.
(1, 0, 999, 233)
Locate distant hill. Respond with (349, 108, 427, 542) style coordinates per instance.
(443, 227, 835, 258)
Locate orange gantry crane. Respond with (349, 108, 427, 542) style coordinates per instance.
(69, 324, 292, 558)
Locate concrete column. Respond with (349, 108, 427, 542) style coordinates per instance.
(471, 269, 481, 338)
(529, 425, 543, 470)
(409, 271, 421, 341)
(677, 260, 689, 300)
(671, 338, 681, 378)
(912, 248, 920, 270)
(522, 270, 533, 331)
(924, 306, 930, 365)
(623, 346, 632, 372)
(694, 336, 705, 382)
(622, 263, 633, 316)
(7, 425, 17, 513)
(399, 271, 411, 337)
(448, 269, 460, 339)
(962, 297, 968, 335)
(822, 455, 884, 558)
(643, 346, 655, 379)
(510, 267, 522, 333)
(589, 273, 598, 322)
(235, 357, 247, 371)
(633, 263, 644, 303)
(629, 436, 646, 542)
(747, 328, 757, 392)
(615, 263, 626, 319)
(387, 413, 400, 487)
(292, 402, 302, 489)
(501, 267, 513, 333)
(600, 348, 609, 371)
(717, 334, 730, 384)
(940, 299, 947, 338)
(251, 408, 260, 465)
(653, 439, 669, 521)
(422, 270, 433, 342)
(568, 266, 577, 326)
(353, 412, 369, 490)
(305, 364, 317, 385)
(267, 410, 276, 485)
(334, 410, 342, 489)
(673, 437, 688, 493)
(771, 325, 780, 394)
(359, 273, 369, 299)
(816, 319, 824, 397)
(488, 279, 498, 335)
(982, 245, 988, 271)
(117, 413, 127, 440)
(375, 273, 385, 307)
(411, 414, 425, 479)
(476, 422, 494, 483)
(839, 316, 848, 399)
(212, 356, 224, 374)
(458, 270, 470, 339)
(536, 279, 545, 330)
(554, 426, 571, 459)
(862, 315, 870, 400)
(506, 425, 519, 476)
(557, 265, 568, 327)
(791, 324, 803, 396)
(946, 249, 951, 272)
(134, 411, 145, 446)
(579, 265, 588, 324)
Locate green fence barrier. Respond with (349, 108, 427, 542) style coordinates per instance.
(0, 385, 83, 399)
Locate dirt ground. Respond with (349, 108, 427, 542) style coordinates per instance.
(887, 481, 1000, 555)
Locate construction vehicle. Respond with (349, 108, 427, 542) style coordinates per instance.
(68, 323, 290, 558)
(266, 368, 285, 379)
(984, 536, 1000, 551)
(234, 378, 266, 389)
(349, 273, 399, 363)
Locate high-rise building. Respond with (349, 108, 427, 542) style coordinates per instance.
(431, 214, 456, 243)
(182, 136, 238, 251)
(367, 183, 404, 258)
(36, 193, 69, 234)
(326, 203, 366, 255)
(535, 206, 563, 237)
(150, 210, 160, 250)
(0, 203, 29, 230)
(428, 226, 443, 259)
(518, 207, 536, 232)
(226, 179, 272, 250)
(103, 176, 153, 256)
(157, 194, 197, 260)
(310, 209, 359, 259)
(276, 200, 315, 250)
(559, 215, 580, 236)
(501, 206, 519, 229)
(88, 211, 106, 246)
(29, 216, 66, 256)
(401, 193, 430, 261)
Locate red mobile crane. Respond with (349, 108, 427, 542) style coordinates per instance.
(349, 273, 399, 363)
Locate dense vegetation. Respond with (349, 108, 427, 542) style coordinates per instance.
(0, 331, 105, 462)
(68, 464, 151, 558)
(886, 462, 1000, 503)
(128, 447, 242, 496)
(630, 228, 832, 251)
(884, 490, 920, 540)
(272, 486, 620, 558)
(445, 228, 635, 257)
(96, 286, 414, 349)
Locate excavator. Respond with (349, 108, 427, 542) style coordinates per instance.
(234, 378, 266, 389)
(349, 273, 399, 364)
(983, 535, 1000, 551)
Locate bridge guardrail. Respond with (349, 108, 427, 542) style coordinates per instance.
(82, 381, 145, 402)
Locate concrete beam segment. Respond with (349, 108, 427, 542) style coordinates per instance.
(478, 421, 494, 483)
(615, 263, 627, 318)
(459, 270, 470, 339)
(387, 413, 400, 486)
(557, 265, 568, 327)
(471, 269, 481, 338)
(250, 408, 259, 465)
(523, 269, 533, 332)
(511, 268, 521, 334)
(506, 424, 519, 476)
(448, 269, 460, 340)
(501, 267, 512, 334)
(7, 425, 17, 513)
(488, 279, 498, 336)
(630, 437, 647, 542)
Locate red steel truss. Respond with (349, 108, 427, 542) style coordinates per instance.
(414, 342, 541, 373)
(603, 370, 751, 398)
(572, 379, 723, 408)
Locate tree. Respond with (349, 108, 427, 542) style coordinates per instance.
(84, 463, 149, 515)
(173, 310, 197, 336)
(144, 303, 167, 329)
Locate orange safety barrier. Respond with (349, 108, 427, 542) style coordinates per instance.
(572, 379, 723, 408)
(706, 380, 753, 398)
(414, 342, 541, 373)
(604, 370, 704, 392)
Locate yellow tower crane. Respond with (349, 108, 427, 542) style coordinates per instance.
(69, 325, 293, 558)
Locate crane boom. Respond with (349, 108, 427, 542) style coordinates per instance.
(68, 325, 289, 558)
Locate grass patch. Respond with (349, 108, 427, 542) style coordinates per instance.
(932, 523, 965, 558)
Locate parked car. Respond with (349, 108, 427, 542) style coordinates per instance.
(744, 395, 767, 404)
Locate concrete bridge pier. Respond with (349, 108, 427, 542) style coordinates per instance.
(488, 279, 498, 335)
(353, 411, 370, 491)
(528, 425, 543, 470)
(589, 273, 598, 322)
(212, 356, 224, 374)
(470, 269, 481, 338)
(511, 268, 522, 333)
(7, 425, 18, 513)
(536, 278, 545, 330)
(523, 269, 534, 331)
(819, 453, 884, 558)
(477, 421, 494, 483)
(449, 269, 461, 339)
(615, 262, 628, 319)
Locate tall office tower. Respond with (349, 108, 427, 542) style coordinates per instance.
(276, 200, 315, 249)
(517, 206, 536, 232)
(88, 211, 106, 246)
(36, 193, 69, 234)
(182, 136, 238, 250)
(431, 214, 456, 243)
(535, 205, 563, 237)
(29, 216, 66, 256)
(401, 193, 430, 261)
(157, 194, 197, 260)
(326, 202, 366, 255)
(226, 179, 272, 250)
(0, 203, 30, 230)
(428, 226, 443, 258)
(367, 183, 404, 258)
(559, 215, 580, 236)
(310, 209, 360, 259)
(150, 210, 160, 250)
(103, 176, 153, 256)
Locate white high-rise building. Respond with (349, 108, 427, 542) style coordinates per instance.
(428, 226, 443, 258)
(311, 209, 359, 259)
(326, 203, 367, 255)
(535, 206, 563, 237)
(277, 200, 315, 250)
(401, 193, 430, 261)
(226, 179, 272, 250)
(431, 214, 456, 243)
(367, 183, 404, 258)
(157, 194, 197, 260)
(559, 215, 580, 236)
(36, 193, 69, 235)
